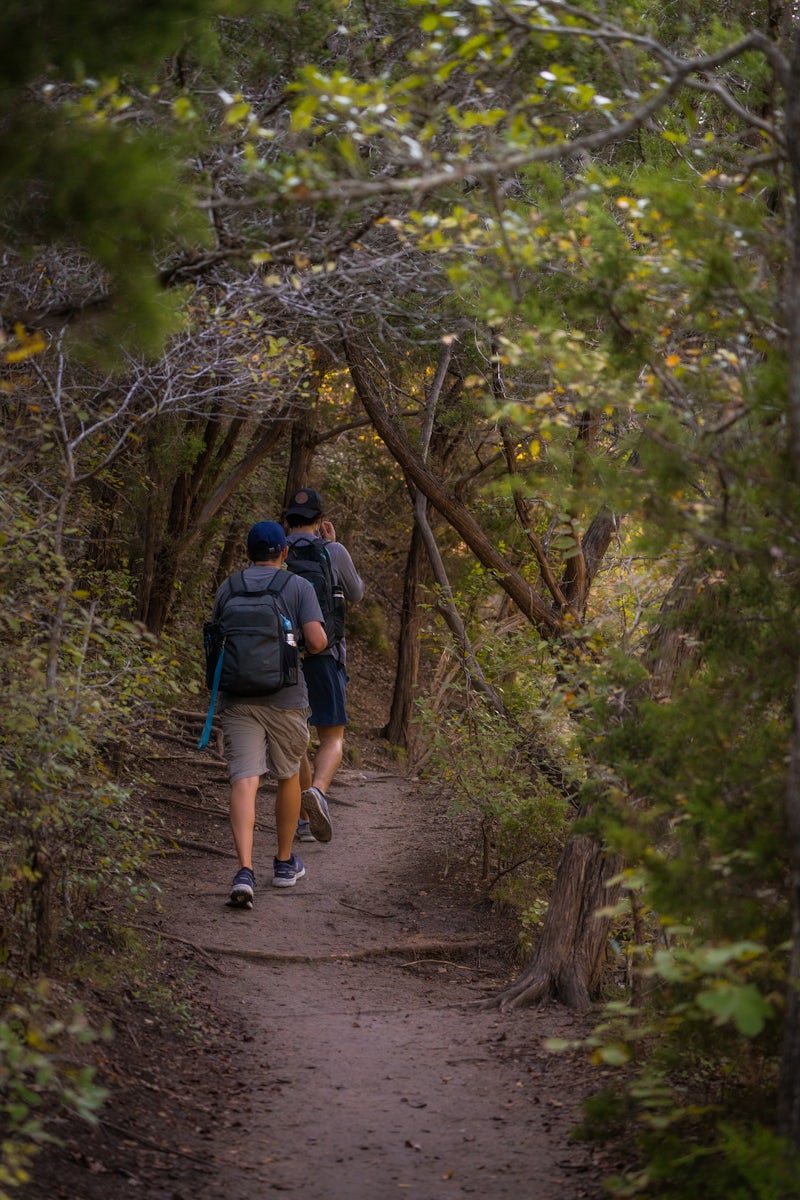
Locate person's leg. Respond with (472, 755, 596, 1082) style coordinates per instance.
(229, 775, 259, 868)
(275, 773, 302, 861)
(297, 752, 317, 837)
(297, 656, 344, 841)
(222, 705, 271, 906)
(303, 656, 348, 796)
(260, 705, 310, 863)
(311, 725, 345, 794)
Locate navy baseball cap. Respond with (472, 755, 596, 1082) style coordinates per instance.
(246, 520, 287, 560)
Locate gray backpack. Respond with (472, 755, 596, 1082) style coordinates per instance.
(203, 571, 298, 696)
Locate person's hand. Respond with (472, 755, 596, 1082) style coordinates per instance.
(319, 518, 336, 542)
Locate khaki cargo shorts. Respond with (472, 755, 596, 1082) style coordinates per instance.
(220, 703, 310, 783)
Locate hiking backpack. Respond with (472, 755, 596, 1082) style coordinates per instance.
(285, 536, 345, 646)
(203, 570, 298, 696)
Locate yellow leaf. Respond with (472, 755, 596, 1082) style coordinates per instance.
(224, 101, 251, 125)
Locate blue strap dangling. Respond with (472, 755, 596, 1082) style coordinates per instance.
(197, 646, 225, 749)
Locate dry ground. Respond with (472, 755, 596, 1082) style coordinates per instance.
(20, 676, 618, 1200)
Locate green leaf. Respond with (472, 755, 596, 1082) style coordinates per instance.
(696, 984, 773, 1037)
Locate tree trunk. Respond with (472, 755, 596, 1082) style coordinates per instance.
(139, 413, 288, 633)
(348, 336, 629, 1009)
(485, 819, 623, 1012)
(485, 560, 713, 1012)
(778, 23, 800, 1150)
(344, 337, 567, 639)
(779, 657, 800, 1144)
(382, 522, 425, 747)
(284, 416, 319, 507)
(560, 507, 620, 619)
(282, 351, 333, 507)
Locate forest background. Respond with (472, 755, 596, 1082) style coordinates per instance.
(3, 0, 800, 1196)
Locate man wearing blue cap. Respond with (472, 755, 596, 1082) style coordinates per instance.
(210, 520, 328, 908)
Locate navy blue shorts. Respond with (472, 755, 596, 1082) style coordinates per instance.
(302, 654, 349, 727)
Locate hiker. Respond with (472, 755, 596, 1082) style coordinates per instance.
(210, 520, 328, 908)
(284, 487, 365, 845)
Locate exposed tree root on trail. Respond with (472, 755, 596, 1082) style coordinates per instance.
(152, 834, 235, 857)
(122, 923, 226, 972)
(99, 1119, 268, 1174)
(151, 793, 231, 817)
(202, 933, 495, 965)
(127, 923, 494, 967)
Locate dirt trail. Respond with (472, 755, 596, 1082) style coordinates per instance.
(144, 736, 605, 1200)
(22, 722, 608, 1200)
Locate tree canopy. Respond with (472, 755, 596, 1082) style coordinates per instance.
(3, 1, 800, 1196)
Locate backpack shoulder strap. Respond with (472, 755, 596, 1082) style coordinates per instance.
(266, 571, 293, 598)
(224, 569, 291, 602)
(215, 572, 242, 618)
(225, 570, 250, 597)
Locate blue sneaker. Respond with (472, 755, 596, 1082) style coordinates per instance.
(295, 819, 317, 844)
(301, 787, 332, 843)
(272, 853, 306, 888)
(228, 866, 255, 909)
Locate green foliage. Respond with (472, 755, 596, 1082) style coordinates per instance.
(0, 0, 294, 360)
(562, 475, 800, 1190)
(0, 986, 108, 1199)
(1, 0, 798, 1193)
(0, 498, 182, 1186)
(551, 916, 794, 1195)
(414, 619, 572, 910)
(3, 119, 198, 358)
(346, 600, 392, 657)
(0, 0, 250, 88)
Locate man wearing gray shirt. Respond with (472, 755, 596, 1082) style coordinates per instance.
(284, 487, 365, 845)
(211, 520, 327, 906)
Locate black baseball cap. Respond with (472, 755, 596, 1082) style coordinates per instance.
(285, 487, 324, 519)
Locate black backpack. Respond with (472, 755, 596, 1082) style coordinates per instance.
(203, 571, 298, 696)
(285, 536, 345, 646)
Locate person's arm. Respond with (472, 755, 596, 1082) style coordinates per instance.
(326, 540, 365, 605)
(302, 619, 328, 655)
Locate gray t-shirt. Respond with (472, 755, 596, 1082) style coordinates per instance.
(212, 565, 324, 709)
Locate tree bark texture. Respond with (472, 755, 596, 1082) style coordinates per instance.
(284, 415, 319, 508)
(382, 522, 425, 747)
(778, 23, 800, 1150)
(139, 413, 287, 633)
(560, 507, 620, 619)
(486, 818, 623, 1012)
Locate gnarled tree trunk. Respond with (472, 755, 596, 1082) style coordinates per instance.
(486, 824, 623, 1012)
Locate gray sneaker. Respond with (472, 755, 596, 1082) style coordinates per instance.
(272, 853, 306, 888)
(301, 786, 332, 843)
(228, 866, 255, 909)
(295, 819, 317, 843)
